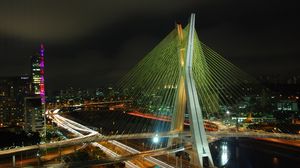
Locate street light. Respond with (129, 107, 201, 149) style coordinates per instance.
(226, 110, 230, 124)
(152, 134, 160, 144)
(36, 152, 41, 167)
(226, 110, 230, 115)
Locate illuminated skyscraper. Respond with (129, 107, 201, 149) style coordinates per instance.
(25, 44, 46, 133)
(31, 44, 45, 99)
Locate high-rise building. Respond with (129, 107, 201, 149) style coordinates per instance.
(24, 44, 46, 133)
(30, 44, 45, 98)
(0, 76, 31, 127)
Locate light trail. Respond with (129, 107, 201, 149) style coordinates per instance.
(1, 108, 300, 164)
(127, 111, 219, 131)
(50, 111, 140, 168)
(54, 113, 175, 167)
(50, 110, 300, 167)
(127, 111, 189, 125)
(109, 140, 174, 168)
(51, 110, 175, 168)
(1, 127, 299, 156)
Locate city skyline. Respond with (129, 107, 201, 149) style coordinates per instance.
(0, 0, 299, 92)
(0, 2, 299, 166)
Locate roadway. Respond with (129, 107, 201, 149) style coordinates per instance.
(0, 145, 82, 167)
(1, 108, 300, 167)
(50, 109, 174, 168)
(1, 128, 299, 156)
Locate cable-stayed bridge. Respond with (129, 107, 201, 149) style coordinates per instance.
(1, 14, 300, 168)
(1, 109, 300, 167)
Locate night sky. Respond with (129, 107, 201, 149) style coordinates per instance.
(0, 0, 299, 93)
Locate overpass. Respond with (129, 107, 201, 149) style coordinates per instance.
(1, 109, 299, 156)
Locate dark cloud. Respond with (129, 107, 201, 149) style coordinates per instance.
(0, 0, 198, 42)
(0, 0, 299, 93)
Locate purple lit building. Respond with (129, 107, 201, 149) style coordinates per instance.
(24, 44, 46, 132)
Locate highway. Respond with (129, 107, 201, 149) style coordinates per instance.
(0, 108, 300, 167)
(51, 110, 141, 168)
(50, 109, 174, 168)
(1, 127, 299, 156)
(0, 145, 82, 167)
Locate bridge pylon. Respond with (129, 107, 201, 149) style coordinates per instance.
(169, 14, 215, 168)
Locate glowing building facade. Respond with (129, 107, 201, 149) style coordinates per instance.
(31, 44, 45, 99)
(25, 44, 46, 132)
